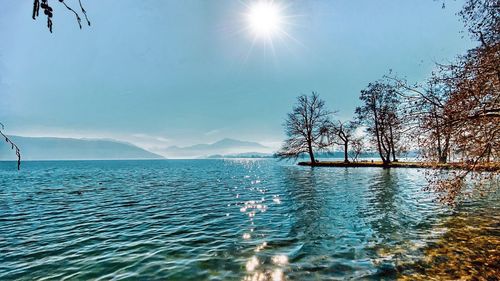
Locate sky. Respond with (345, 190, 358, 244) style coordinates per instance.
(0, 0, 475, 151)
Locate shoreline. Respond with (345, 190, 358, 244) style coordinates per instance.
(298, 161, 500, 172)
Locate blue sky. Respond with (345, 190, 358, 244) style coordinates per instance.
(0, 0, 475, 150)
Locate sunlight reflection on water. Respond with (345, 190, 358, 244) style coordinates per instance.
(0, 159, 497, 280)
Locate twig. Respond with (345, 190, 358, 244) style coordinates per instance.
(0, 123, 21, 170)
(60, 0, 82, 29)
(78, 0, 91, 26)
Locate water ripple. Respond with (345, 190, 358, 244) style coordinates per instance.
(0, 159, 497, 280)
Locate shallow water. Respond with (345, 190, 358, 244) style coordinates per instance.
(0, 159, 498, 280)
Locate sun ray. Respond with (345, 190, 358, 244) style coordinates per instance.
(219, 0, 304, 65)
(247, 1, 283, 38)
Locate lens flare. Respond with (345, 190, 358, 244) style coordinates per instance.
(247, 1, 283, 38)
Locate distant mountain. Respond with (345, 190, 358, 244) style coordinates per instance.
(206, 152, 274, 159)
(0, 136, 164, 160)
(162, 138, 271, 158)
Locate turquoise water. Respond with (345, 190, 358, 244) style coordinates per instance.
(0, 159, 497, 280)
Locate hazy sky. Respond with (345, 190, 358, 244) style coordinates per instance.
(0, 0, 475, 150)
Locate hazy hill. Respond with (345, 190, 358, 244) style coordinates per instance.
(0, 136, 164, 160)
(162, 138, 271, 158)
(206, 152, 274, 159)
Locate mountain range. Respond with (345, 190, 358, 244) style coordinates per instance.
(160, 138, 272, 158)
(0, 136, 417, 161)
(0, 136, 274, 160)
(0, 136, 164, 160)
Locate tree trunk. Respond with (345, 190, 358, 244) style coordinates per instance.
(485, 144, 492, 163)
(438, 155, 447, 164)
(435, 110, 444, 163)
(377, 140, 386, 163)
(383, 148, 392, 166)
(307, 141, 316, 165)
(389, 124, 397, 162)
(374, 119, 386, 163)
(344, 141, 349, 163)
(438, 137, 450, 164)
(381, 133, 392, 165)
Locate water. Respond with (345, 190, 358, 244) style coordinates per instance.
(0, 159, 498, 280)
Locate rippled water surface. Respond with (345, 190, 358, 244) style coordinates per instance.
(0, 159, 498, 280)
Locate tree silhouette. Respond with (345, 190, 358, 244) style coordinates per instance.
(322, 120, 356, 163)
(387, 74, 453, 164)
(32, 0, 90, 33)
(459, 0, 499, 47)
(277, 92, 332, 164)
(0, 0, 92, 170)
(349, 137, 364, 162)
(0, 123, 21, 170)
(355, 81, 403, 165)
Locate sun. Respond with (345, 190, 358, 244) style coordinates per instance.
(238, 0, 300, 59)
(246, 1, 284, 39)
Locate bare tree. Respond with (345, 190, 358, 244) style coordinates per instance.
(355, 81, 403, 165)
(349, 137, 364, 162)
(386, 0, 500, 204)
(32, 0, 90, 33)
(459, 0, 499, 48)
(0, 123, 21, 170)
(277, 92, 332, 164)
(322, 120, 356, 163)
(388, 74, 453, 163)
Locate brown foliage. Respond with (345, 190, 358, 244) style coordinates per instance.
(390, 0, 500, 204)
